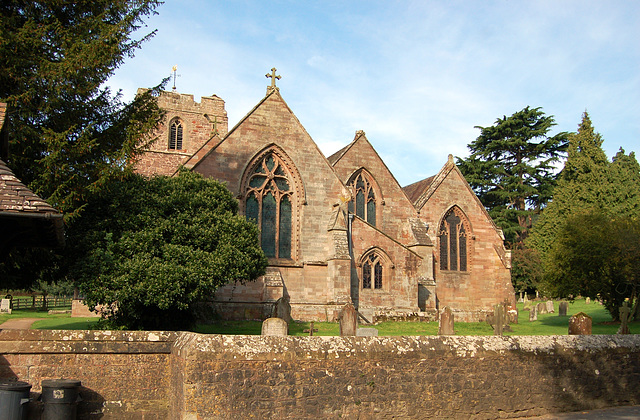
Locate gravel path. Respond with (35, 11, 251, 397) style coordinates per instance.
(0, 318, 39, 329)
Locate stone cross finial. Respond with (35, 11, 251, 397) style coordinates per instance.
(266, 67, 281, 90)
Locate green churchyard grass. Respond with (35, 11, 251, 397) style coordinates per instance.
(1, 298, 637, 335)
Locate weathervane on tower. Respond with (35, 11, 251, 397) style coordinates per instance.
(171, 65, 181, 91)
(265, 67, 281, 93)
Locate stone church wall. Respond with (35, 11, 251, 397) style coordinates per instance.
(419, 169, 514, 321)
(2, 329, 639, 419)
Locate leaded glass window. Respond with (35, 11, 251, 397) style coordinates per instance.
(244, 152, 294, 259)
(438, 207, 469, 272)
(362, 253, 384, 289)
(348, 171, 378, 227)
(169, 119, 183, 150)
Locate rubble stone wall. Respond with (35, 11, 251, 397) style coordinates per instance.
(1, 330, 639, 419)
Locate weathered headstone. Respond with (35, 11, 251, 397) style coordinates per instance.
(518, 292, 524, 303)
(272, 296, 292, 323)
(339, 303, 358, 336)
(585, 297, 591, 304)
(261, 317, 288, 336)
(356, 328, 379, 337)
(558, 301, 569, 316)
(618, 302, 631, 335)
(438, 306, 455, 335)
(536, 302, 547, 315)
(0, 299, 11, 314)
(568, 312, 592, 335)
(507, 309, 518, 324)
(546, 300, 554, 314)
(493, 304, 504, 336)
(529, 305, 538, 321)
(523, 293, 529, 303)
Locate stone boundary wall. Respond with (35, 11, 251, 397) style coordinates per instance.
(0, 330, 177, 419)
(1, 330, 639, 419)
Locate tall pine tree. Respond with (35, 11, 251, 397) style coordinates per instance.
(0, 0, 163, 220)
(529, 112, 640, 318)
(528, 112, 640, 261)
(457, 106, 568, 245)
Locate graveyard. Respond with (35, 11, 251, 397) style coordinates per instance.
(1, 296, 636, 336)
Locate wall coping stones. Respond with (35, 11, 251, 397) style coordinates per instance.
(0, 330, 178, 354)
(172, 333, 640, 361)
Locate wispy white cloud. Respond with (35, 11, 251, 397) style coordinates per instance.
(108, 0, 640, 185)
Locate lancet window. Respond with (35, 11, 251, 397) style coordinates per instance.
(362, 252, 384, 289)
(347, 170, 378, 226)
(169, 118, 183, 150)
(438, 207, 469, 271)
(244, 152, 295, 259)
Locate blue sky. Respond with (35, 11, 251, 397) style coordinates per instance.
(109, 0, 639, 186)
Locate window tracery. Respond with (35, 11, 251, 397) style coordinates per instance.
(169, 118, 183, 150)
(244, 152, 295, 259)
(438, 206, 470, 271)
(362, 252, 384, 289)
(347, 170, 377, 226)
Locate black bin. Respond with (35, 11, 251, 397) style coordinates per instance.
(0, 380, 31, 420)
(41, 379, 81, 420)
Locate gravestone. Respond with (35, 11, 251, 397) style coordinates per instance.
(618, 302, 631, 335)
(518, 292, 524, 303)
(339, 303, 358, 336)
(272, 296, 292, 323)
(523, 294, 529, 303)
(303, 321, 319, 336)
(529, 305, 537, 321)
(507, 309, 518, 324)
(546, 300, 554, 313)
(558, 301, 569, 316)
(536, 302, 547, 315)
(568, 312, 592, 335)
(438, 306, 455, 335)
(0, 299, 11, 314)
(356, 328, 379, 337)
(261, 317, 288, 336)
(585, 297, 591, 304)
(493, 304, 504, 336)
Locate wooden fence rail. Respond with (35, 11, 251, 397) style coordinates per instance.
(7, 296, 72, 310)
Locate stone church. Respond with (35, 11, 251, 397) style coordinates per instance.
(135, 72, 514, 322)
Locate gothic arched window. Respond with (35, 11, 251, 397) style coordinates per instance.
(362, 252, 384, 289)
(438, 207, 470, 271)
(347, 170, 378, 226)
(169, 118, 183, 150)
(244, 152, 296, 259)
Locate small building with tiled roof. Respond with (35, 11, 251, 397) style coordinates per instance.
(0, 103, 64, 254)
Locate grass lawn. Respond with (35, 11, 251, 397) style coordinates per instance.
(193, 298, 638, 336)
(2, 298, 637, 335)
(0, 309, 99, 330)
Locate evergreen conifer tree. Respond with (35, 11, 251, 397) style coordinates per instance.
(457, 106, 568, 245)
(0, 0, 163, 220)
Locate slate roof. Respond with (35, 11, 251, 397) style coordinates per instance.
(402, 175, 435, 206)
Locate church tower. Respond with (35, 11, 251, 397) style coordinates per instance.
(135, 89, 229, 176)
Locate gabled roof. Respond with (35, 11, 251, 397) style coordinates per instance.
(407, 154, 501, 233)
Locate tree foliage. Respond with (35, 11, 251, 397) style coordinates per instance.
(67, 170, 268, 330)
(529, 112, 640, 319)
(0, 0, 163, 219)
(545, 211, 640, 320)
(457, 107, 568, 245)
(529, 113, 640, 261)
